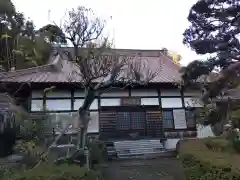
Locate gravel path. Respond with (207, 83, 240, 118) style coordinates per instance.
(102, 157, 185, 180)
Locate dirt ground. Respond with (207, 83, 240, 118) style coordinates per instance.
(102, 157, 185, 180)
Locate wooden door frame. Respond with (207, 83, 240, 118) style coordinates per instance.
(99, 105, 162, 138)
(100, 105, 161, 112)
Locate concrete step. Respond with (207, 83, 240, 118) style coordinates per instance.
(113, 139, 166, 158)
(116, 146, 163, 149)
(117, 150, 176, 160)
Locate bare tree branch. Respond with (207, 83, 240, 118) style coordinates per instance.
(42, 6, 159, 164)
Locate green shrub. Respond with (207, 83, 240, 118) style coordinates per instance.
(54, 139, 106, 168)
(232, 139, 240, 153)
(88, 140, 106, 166)
(178, 138, 240, 180)
(55, 140, 106, 170)
(0, 166, 11, 177)
(204, 138, 231, 152)
(2, 164, 101, 180)
(13, 140, 46, 168)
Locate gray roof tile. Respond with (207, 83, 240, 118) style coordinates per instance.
(0, 49, 181, 83)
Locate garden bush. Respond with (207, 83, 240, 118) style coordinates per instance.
(1, 164, 102, 180)
(88, 139, 106, 166)
(178, 138, 240, 180)
(55, 139, 106, 169)
(204, 137, 231, 152)
(232, 138, 240, 153)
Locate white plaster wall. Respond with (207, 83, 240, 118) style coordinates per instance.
(197, 124, 214, 138)
(161, 98, 183, 108)
(87, 112, 99, 133)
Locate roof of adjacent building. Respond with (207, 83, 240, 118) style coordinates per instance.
(0, 48, 182, 84)
(0, 93, 28, 115)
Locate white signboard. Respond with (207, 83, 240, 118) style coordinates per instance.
(173, 109, 187, 129)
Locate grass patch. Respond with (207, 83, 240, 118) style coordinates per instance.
(178, 138, 240, 180)
(1, 164, 102, 180)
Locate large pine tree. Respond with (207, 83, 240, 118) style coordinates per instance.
(0, 0, 52, 70)
(182, 0, 240, 102)
(182, 0, 240, 133)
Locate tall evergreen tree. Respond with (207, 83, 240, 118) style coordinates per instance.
(0, 0, 52, 70)
(182, 0, 240, 102)
(181, 0, 240, 134)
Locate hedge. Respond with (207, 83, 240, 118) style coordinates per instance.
(2, 164, 102, 180)
(178, 138, 240, 180)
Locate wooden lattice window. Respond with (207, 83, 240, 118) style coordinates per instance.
(163, 110, 174, 129)
(131, 112, 145, 129)
(116, 112, 130, 130)
(185, 110, 196, 128)
(116, 111, 146, 130)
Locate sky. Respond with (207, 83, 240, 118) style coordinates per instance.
(12, 0, 202, 65)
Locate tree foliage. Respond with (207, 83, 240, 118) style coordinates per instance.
(38, 6, 158, 154)
(38, 24, 67, 44)
(182, 0, 240, 132)
(182, 0, 240, 95)
(0, 0, 52, 71)
(0, 2, 158, 167)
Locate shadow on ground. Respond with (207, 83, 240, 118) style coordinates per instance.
(102, 157, 185, 180)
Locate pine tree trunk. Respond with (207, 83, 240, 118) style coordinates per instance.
(211, 100, 232, 136)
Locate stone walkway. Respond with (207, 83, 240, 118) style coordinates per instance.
(102, 157, 185, 180)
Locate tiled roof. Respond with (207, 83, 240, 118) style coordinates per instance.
(0, 49, 182, 83)
(0, 93, 28, 115)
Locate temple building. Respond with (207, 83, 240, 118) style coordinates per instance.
(0, 48, 213, 157)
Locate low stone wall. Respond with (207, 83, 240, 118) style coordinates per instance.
(164, 125, 215, 150)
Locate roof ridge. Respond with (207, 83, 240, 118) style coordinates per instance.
(63, 47, 168, 51)
(62, 47, 171, 57)
(0, 50, 182, 83)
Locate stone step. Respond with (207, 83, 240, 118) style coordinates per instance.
(117, 151, 175, 160)
(118, 151, 163, 156)
(114, 140, 164, 147)
(116, 146, 164, 150)
(114, 143, 163, 146)
(113, 140, 166, 158)
(114, 142, 162, 146)
(117, 148, 165, 153)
